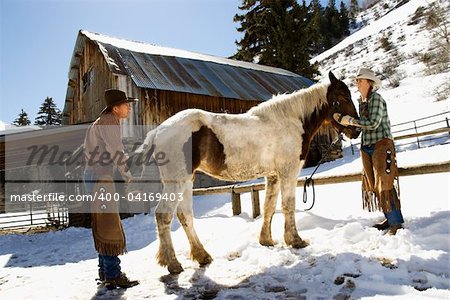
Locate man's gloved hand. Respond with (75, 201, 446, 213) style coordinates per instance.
(333, 113, 358, 127)
(122, 171, 134, 183)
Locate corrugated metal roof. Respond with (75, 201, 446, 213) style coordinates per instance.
(80, 31, 313, 101)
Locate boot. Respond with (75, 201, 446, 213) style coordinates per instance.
(387, 224, 403, 236)
(372, 219, 389, 230)
(96, 270, 105, 283)
(105, 272, 139, 290)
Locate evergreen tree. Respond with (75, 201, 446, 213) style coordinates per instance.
(233, 0, 319, 78)
(34, 97, 62, 126)
(340, 1, 350, 36)
(233, 0, 351, 78)
(307, 0, 325, 54)
(12, 109, 31, 126)
(349, 0, 360, 28)
(322, 0, 341, 49)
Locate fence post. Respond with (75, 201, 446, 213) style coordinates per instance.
(414, 121, 420, 149)
(251, 188, 260, 218)
(350, 140, 355, 155)
(30, 199, 33, 225)
(231, 188, 241, 216)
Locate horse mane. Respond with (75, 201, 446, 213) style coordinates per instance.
(248, 82, 329, 122)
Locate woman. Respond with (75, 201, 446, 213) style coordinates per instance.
(333, 68, 404, 235)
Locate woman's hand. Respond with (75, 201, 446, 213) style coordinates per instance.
(333, 113, 359, 127)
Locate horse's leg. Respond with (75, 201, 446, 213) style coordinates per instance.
(155, 182, 183, 274)
(259, 175, 280, 247)
(176, 181, 213, 266)
(280, 174, 309, 249)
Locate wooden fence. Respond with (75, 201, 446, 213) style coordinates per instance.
(193, 160, 450, 218)
(349, 111, 450, 153)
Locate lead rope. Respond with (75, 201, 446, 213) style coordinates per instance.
(302, 135, 342, 211)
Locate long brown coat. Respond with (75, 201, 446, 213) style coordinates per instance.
(84, 113, 127, 256)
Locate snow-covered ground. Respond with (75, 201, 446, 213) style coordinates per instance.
(1, 0, 449, 299)
(0, 142, 449, 299)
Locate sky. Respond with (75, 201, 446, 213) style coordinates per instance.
(0, 0, 243, 124)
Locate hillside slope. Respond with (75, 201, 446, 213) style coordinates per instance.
(312, 0, 449, 123)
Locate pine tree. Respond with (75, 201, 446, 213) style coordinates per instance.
(233, 0, 319, 79)
(349, 0, 360, 28)
(340, 1, 350, 36)
(322, 0, 341, 49)
(307, 0, 325, 54)
(34, 97, 62, 126)
(12, 109, 31, 126)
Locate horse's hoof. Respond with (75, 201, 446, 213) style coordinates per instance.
(191, 248, 213, 266)
(259, 238, 275, 247)
(198, 253, 213, 267)
(290, 239, 309, 249)
(168, 262, 184, 274)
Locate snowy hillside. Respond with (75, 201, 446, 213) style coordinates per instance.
(313, 0, 449, 124)
(1, 0, 449, 299)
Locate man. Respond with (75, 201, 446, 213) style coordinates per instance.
(83, 89, 139, 289)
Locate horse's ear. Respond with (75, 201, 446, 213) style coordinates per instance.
(329, 71, 338, 84)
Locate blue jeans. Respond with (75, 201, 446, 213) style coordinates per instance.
(384, 199, 404, 226)
(98, 254, 121, 280)
(83, 169, 96, 194)
(84, 169, 122, 280)
(361, 144, 375, 155)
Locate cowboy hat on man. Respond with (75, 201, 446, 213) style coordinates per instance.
(100, 89, 138, 116)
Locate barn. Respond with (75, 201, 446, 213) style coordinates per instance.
(62, 30, 341, 177)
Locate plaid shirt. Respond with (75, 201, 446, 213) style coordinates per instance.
(356, 92, 393, 146)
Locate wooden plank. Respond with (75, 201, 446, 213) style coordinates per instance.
(193, 161, 450, 196)
(394, 127, 450, 141)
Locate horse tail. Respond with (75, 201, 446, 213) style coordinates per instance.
(135, 128, 157, 154)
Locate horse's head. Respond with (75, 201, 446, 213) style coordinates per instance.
(326, 71, 360, 139)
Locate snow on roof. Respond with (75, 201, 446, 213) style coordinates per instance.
(81, 30, 299, 77)
(0, 124, 42, 135)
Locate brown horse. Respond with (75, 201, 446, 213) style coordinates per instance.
(133, 71, 359, 274)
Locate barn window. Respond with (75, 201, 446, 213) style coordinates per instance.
(82, 67, 95, 93)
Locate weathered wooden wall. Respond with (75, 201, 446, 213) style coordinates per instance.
(68, 40, 125, 124)
(139, 89, 261, 126)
